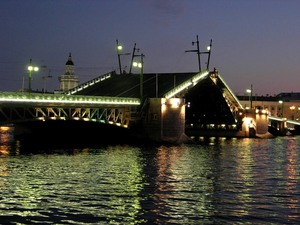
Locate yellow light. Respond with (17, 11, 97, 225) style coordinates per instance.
(34, 67, 39, 72)
(170, 98, 180, 108)
(0, 126, 10, 131)
(133, 62, 138, 67)
(28, 66, 33, 71)
(117, 45, 122, 51)
(244, 117, 251, 127)
(290, 106, 295, 110)
(161, 103, 166, 112)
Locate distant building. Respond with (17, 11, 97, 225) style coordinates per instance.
(238, 92, 300, 120)
(58, 53, 79, 92)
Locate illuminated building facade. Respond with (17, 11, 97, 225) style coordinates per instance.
(238, 93, 300, 121)
(58, 53, 79, 92)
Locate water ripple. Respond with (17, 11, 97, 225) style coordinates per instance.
(0, 132, 300, 224)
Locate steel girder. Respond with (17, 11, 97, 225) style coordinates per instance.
(0, 106, 134, 128)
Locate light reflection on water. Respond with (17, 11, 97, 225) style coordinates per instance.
(0, 126, 300, 224)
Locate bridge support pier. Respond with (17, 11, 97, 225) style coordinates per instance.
(143, 98, 190, 143)
(241, 109, 271, 138)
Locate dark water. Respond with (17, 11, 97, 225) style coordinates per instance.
(0, 126, 300, 224)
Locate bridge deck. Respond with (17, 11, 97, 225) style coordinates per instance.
(71, 71, 198, 98)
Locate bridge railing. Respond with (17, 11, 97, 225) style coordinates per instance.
(63, 71, 114, 95)
(0, 92, 140, 107)
(0, 91, 141, 127)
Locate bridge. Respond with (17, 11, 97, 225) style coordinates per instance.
(0, 69, 275, 143)
(268, 116, 300, 136)
(0, 91, 140, 128)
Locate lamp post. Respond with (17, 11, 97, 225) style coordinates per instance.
(132, 53, 144, 99)
(246, 84, 253, 109)
(202, 39, 212, 70)
(290, 105, 295, 120)
(116, 39, 130, 75)
(129, 43, 140, 74)
(185, 35, 201, 72)
(279, 100, 284, 117)
(27, 58, 39, 93)
(185, 36, 212, 72)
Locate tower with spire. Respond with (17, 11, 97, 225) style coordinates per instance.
(58, 53, 79, 91)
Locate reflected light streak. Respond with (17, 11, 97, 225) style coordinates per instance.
(285, 138, 299, 216)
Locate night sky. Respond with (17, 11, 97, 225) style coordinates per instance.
(1, 0, 300, 96)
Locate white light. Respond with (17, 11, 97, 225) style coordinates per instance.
(170, 98, 180, 108)
(133, 61, 142, 68)
(0, 92, 140, 106)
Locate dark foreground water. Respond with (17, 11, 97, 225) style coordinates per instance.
(0, 126, 300, 224)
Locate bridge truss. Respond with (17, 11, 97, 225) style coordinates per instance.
(0, 92, 140, 128)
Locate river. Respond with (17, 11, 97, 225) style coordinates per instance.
(0, 126, 300, 224)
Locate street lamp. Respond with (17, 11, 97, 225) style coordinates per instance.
(27, 58, 39, 93)
(279, 100, 284, 117)
(129, 43, 140, 74)
(116, 39, 130, 75)
(246, 84, 253, 109)
(132, 53, 144, 99)
(202, 39, 212, 70)
(185, 35, 212, 72)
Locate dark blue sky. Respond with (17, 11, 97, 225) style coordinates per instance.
(1, 0, 300, 95)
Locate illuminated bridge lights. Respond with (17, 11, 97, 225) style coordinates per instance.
(0, 92, 140, 106)
(65, 72, 112, 95)
(218, 75, 243, 110)
(268, 116, 287, 122)
(164, 70, 209, 99)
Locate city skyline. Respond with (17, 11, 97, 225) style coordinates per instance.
(1, 0, 300, 96)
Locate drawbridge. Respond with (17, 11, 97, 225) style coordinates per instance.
(0, 69, 245, 141)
